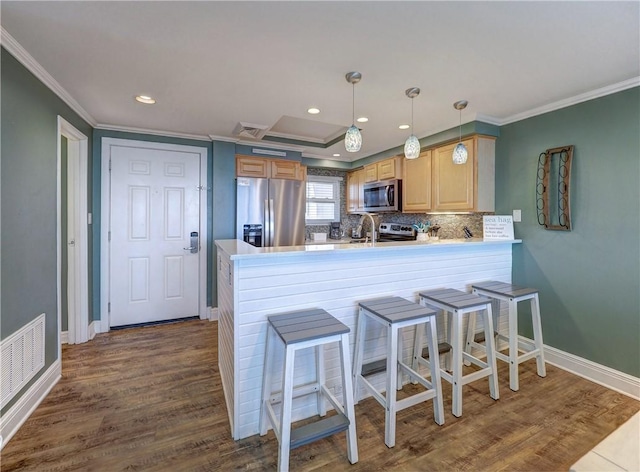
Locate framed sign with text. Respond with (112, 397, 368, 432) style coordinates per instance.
(483, 215, 515, 241)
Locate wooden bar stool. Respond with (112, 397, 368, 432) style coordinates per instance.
(416, 288, 499, 417)
(352, 296, 444, 448)
(259, 308, 358, 472)
(466, 281, 546, 391)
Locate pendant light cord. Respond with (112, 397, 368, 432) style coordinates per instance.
(458, 109, 462, 142)
(411, 97, 414, 134)
(352, 83, 356, 124)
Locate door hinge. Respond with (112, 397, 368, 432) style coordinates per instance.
(108, 231, 111, 242)
(108, 302, 111, 313)
(109, 159, 112, 171)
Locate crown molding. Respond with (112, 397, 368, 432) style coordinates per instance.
(96, 123, 211, 142)
(1, 27, 97, 127)
(473, 113, 502, 126)
(500, 76, 640, 126)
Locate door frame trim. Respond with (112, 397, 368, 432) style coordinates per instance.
(57, 116, 89, 347)
(100, 138, 209, 329)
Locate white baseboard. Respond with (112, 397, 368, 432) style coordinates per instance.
(91, 319, 108, 335)
(0, 359, 61, 450)
(61, 331, 68, 344)
(209, 306, 219, 321)
(520, 335, 640, 401)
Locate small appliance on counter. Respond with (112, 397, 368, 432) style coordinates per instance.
(329, 222, 342, 239)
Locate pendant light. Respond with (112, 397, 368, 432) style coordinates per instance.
(403, 87, 421, 159)
(452, 100, 468, 164)
(344, 71, 362, 152)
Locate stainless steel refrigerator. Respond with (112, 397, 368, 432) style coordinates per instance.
(236, 177, 306, 247)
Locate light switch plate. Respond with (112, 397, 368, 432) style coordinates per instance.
(513, 209, 522, 222)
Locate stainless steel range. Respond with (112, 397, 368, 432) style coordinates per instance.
(378, 222, 417, 242)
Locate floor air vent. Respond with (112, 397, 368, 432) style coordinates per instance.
(1, 313, 45, 409)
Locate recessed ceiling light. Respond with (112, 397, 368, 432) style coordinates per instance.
(135, 95, 156, 104)
(356, 117, 368, 123)
(307, 107, 320, 114)
(333, 153, 341, 157)
(399, 124, 410, 130)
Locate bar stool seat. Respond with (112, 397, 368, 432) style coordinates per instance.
(353, 296, 444, 448)
(260, 308, 358, 471)
(467, 281, 546, 391)
(416, 288, 499, 417)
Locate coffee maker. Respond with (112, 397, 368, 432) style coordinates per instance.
(329, 222, 341, 239)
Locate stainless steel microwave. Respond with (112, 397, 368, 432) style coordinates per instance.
(363, 179, 402, 212)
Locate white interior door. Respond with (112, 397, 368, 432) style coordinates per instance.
(106, 141, 204, 327)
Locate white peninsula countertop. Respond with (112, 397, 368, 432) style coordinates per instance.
(215, 238, 521, 440)
(217, 237, 521, 260)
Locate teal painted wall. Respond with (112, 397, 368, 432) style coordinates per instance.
(496, 87, 640, 377)
(1, 48, 93, 413)
(211, 141, 237, 305)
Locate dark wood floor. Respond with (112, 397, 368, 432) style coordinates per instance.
(1, 320, 638, 471)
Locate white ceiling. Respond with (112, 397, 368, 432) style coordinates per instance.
(2, 1, 638, 162)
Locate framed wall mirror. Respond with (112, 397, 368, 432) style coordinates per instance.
(536, 145, 574, 231)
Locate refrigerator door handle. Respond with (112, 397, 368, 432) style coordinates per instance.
(263, 199, 270, 247)
(268, 199, 275, 247)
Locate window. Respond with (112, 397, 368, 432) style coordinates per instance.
(305, 175, 342, 224)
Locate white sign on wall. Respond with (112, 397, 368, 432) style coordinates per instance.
(483, 215, 515, 241)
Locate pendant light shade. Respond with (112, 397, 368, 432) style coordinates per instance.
(452, 100, 468, 164)
(345, 72, 362, 153)
(452, 142, 468, 164)
(345, 124, 362, 152)
(404, 87, 421, 159)
(404, 135, 420, 159)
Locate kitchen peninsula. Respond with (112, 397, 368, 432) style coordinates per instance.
(216, 238, 521, 440)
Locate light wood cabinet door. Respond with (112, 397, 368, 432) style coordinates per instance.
(402, 150, 432, 212)
(432, 138, 475, 211)
(347, 168, 365, 213)
(271, 159, 303, 180)
(364, 164, 377, 183)
(236, 155, 305, 180)
(236, 155, 269, 178)
(378, 156, 402, 181)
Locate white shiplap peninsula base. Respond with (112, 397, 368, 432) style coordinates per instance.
(215, 238, 521, 440)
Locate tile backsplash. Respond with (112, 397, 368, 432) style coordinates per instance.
(305, 167, 493, 240)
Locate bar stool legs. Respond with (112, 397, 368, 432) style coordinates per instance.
(418, 288, 499, 418)
(467, 281, 546, 391)
(353, 297, 444, 448)
(260, 308, 358, 471)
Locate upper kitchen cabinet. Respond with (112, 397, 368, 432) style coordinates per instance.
(236, 155, 269, 178)
(364, 156, 403, 183)
(271, 159, 306, 180)
(402, 149, 432, 212)
(347, 168, 365, 213)
(431, 136, 495, 212)
(236, 155, 306, 181)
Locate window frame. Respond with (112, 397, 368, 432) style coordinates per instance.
(305, 175, 342, 225)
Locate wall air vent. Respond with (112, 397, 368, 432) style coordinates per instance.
(252, 148, 287, 157)
(233, 122, 269, 140)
